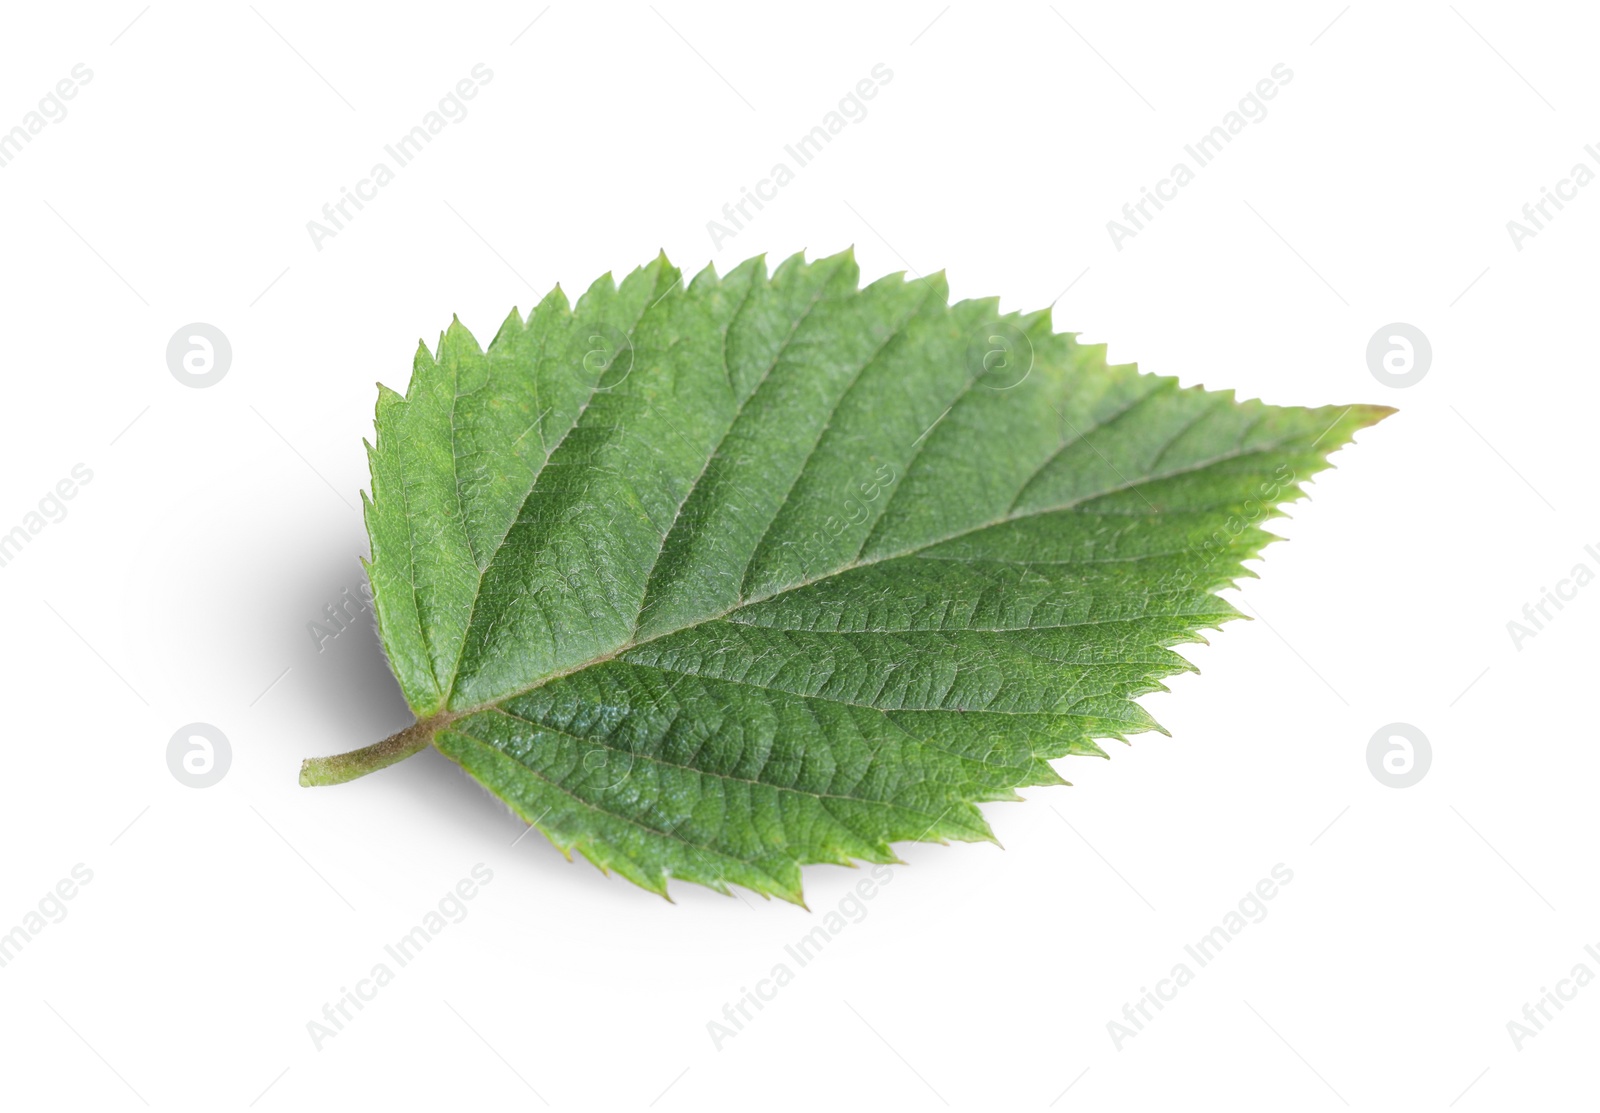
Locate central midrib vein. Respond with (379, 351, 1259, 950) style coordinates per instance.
(434, 435, 1309, 723)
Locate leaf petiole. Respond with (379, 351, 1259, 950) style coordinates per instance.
(299, 714, 450, 786)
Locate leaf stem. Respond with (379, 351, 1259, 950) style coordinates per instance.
(299, 714, 450, 786)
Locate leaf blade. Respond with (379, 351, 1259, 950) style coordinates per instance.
(357, 249, 1391, 901)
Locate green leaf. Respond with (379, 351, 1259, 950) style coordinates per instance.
(301, 248, 1391, 904)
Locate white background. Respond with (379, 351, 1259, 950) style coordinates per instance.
(0, 2, 1592, 1109)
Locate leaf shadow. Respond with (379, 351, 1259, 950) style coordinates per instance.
(287, 556, 412, 746)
